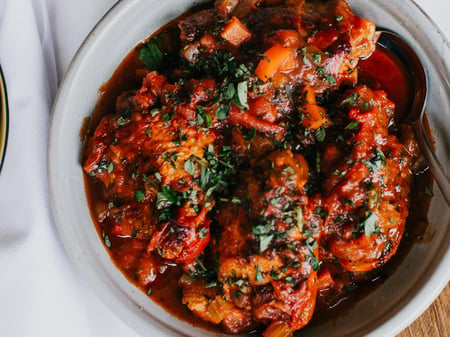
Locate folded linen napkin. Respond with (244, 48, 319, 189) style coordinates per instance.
(0, 0, 138, 336)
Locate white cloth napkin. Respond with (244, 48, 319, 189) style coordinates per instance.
(0, 0, 138, 336)
(0, 0, 448, 337)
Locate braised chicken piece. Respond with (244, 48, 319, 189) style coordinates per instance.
(181, 150, 320, 335)
(84, 72, 228, 264)
(318, 86, 413, 271)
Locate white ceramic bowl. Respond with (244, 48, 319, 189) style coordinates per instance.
(48, 0, 450, 336)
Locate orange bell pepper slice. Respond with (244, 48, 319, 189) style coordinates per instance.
(301, 104, 327, 129)
(299, 86, 329, 129)
(255, 43, 296, 82)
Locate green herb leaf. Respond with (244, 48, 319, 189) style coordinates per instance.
(104, 235, 111, 248)
(342, 92, 360, 105)
(316, 67, 326, 75)
(236, 81, 249, 109)
(252, 223, 271, 236)
(243, 127, 256, 141)
(139, 42, 163, 71)
(343, 198, 355, 207)
(222, 83, 236, 100)
(215, 104, 230, 121)
(198, 227, 209, 239)
(150, 108, 159, 116)
(255, 266, 264, 283)
(363, 147, 386, 172)
(134, 190, 145, 202)
(206, 280, 218, 288)
(116, 116, 127, 126)
(107, 162, 114, 174)
(345, 283, 357, 292)
(162, 111, 174, 122)
(184, 159, 196, 176)
(311, 53, 322, 65)
(363, 212, 378, 237)
(204, 113, 213, 128)
(259, 234, 273, 252)
(345, 120, 359, 130)
(375, 147, 386, 165)
(157, 185, 180, 208)
(308, 255, 320, 271)
(315, 127, 326, 142)
(325, 74, 336, 84)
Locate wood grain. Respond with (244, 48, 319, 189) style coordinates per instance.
(397, 282, 449, 337)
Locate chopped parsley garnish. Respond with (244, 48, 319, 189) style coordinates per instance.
(311, 53, 322, 65)
(315, 127, 326, 142)
(361, 212, 379, 237)
(156, 185, 181, 208)
(363, 147, 386, 172)
(259, 234, 274, 252)
(345, 120, 359, 130)
(196, 106, 213, 128)
(107, 162, 114, 173)
(308, 255, 320, 271)
(184, 158, 197, 176)
(139, 41, 163, 70)
(116, 116, 127, 126)
(215, 103, 230, 120)
(196, 144, 236, 197)
(255, 266, 264, 283)
(222, 83, 236, 100)
(103, 234, 111, 248)
(316, 67, 326, 75)
(243, 127, 256, 141)
(325, 74, 336, 84)
(134, 189, 145, 202)
(235, 81, 249, 109)
(198, 227, 209, 238)
(342, 92, 360, 105)
(162, 111, 174, 122)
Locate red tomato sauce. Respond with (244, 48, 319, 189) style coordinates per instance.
(358, 45, 412, 120)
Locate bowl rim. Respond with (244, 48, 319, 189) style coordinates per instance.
(48, 0, 450, 336)
(0, 66, 9, 174)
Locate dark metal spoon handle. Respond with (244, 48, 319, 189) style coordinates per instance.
(378, 30, 450, 206)
(413, 112, 450, 206)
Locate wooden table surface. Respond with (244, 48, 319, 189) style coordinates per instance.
(397, 282, 449, 337)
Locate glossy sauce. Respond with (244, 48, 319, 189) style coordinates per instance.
(358, 45, 412, 119)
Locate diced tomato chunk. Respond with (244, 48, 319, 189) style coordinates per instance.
(221, 16, 252, 46)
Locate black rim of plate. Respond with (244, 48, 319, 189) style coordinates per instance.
(0, 66, 9, 174)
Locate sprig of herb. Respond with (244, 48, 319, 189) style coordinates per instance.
(139, 42, 163, 71)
